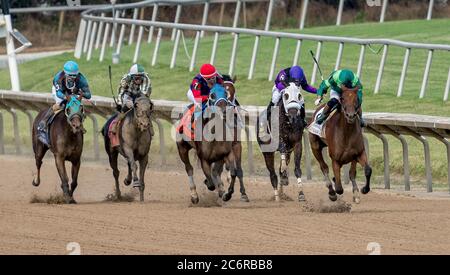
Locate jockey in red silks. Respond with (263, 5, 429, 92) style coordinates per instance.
(178, 64, 224, 137)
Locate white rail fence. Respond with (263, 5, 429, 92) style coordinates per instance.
(0, 90, 449, 193)
(73, 0, 450, 101)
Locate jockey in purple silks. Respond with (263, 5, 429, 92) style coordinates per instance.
(266, 66, 317, 126)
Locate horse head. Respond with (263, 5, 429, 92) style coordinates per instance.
(281, 82, 304, 124)
(208, 83, 229, 112)
(134, 96, 153, 132)
(340, 85, 360, 124)
(65, 95, 85, 134)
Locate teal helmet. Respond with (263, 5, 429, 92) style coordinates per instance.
(339, 69, 356, 88)
(63, 61, 79, 77)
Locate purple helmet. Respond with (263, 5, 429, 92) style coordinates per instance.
(289, 66, 305, 86)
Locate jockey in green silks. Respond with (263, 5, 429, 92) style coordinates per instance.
(314, 69, 366, 127)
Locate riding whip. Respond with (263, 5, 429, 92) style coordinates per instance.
(310, 50, 324, 81)
(108, 65, 119, 107)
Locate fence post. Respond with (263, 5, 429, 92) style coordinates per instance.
(128, 8, 139, 45)
(219, 2, 225, 26)
(397, 48, 411, 97)
(427, 0, 434, 20)
(367, 128, 390, 189)
(133, 24, 145, 64)
(99, 23, 110, 62)
(248, 36, 260, 79)
(189, 31, 201, 72)
(444, 67, 450, 101)
(210, 32, 219, 65)
(265, 0, 275, 31)
(148, 4, 159, 43)
(171, 5, 182, 41)
(74, 19, 87, 58)
(336, 0, 345, 26)
(303, 132, 312, 180)
(87, 21, 98, 61)
(374, 44, 389, 94)
(335, 42, 344, 70)
(310, 41, 322, 85)
(356, 44, 366, 78)
(269, 38, 280, 81)
(299, 0, 309, 30)
(170, 30, 181, 69)
(110, 10, 120, 48)
(293, 40, 302, 66)
(233, 0, 242, 29)
(420, 50, 433, 99)
(83, 20, 92, 54)
(152, 28, 163, 66)
(200, 2, 210, 38)
(229, 33, 239, 76)
(380, 0, 388, 23)
(87, 114, 99, 161)
(95, 13, 105, 50)
(57, 11, 65, 42)
(154, 119, 166, 166)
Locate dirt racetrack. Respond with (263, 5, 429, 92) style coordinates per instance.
(0, 155, 449, 255)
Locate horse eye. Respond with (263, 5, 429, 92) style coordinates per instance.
(210, 93, 216, 100)
(284, 93, 289, 101)
(298, 93, 302, 101)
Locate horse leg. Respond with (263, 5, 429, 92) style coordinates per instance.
(222, 151, 238, 202)
(54, 156, 73, 204)
(294, 142, 305, 201)
(310, 138, 336, 201)
(332, 160, 344, 198)
(263, 152, 279, 202)
(200, 159, 216, 192)
(278, 152, 291, 200)
(212, 160, 226, 199)
(123, 162, 132, 186)
(177, 142, 198, 204)
(69, 159, 80, 203)
(234, 143, 248, 202)
(138, 155, 148, 202)
(32, 142, 48, 187)
(358, 152, 372, 195)
(122, 148, 139, 188)
(108, 150, 121, 199)
(350, 160, 360, 204)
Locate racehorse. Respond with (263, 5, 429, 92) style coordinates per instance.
(176, 84, 240, 204)
(216, 75, 249, 202)
(102, 96, 153, 202)
(309, 85, 372, 203)
(31, 95, 85, 204)
(257, 83, 306, 202)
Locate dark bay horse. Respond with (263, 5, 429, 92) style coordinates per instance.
(309, 86, 372, 203)
(257, 83, 306, 202)
(217, 75, 248, 202)
(176, 84, 240, 204)
(102, 96, 153, 202)
(32, 95, 85, 204)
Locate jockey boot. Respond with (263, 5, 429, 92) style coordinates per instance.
(358, 108, 366, 127)
(112, 112, 126, 134)
(38, 107, 54, 133)
(316, 104, 331, 125)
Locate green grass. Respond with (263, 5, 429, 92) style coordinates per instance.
(0, 19, 449, 188)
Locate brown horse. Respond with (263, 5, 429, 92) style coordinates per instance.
(217, 75, 249, 202)
(31, 95, 85, 204)
(102, 96, 153, 202)
(309, 86, 372, 203)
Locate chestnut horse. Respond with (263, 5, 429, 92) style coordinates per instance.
(309, 86, 372, 203)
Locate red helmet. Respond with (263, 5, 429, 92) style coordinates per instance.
(200, 64, 217, 79)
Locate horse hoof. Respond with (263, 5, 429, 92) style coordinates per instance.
(361, 186, 371, 194)
(124, 178, 132, 186)
(222, 192, 232, 202)
(336, 188, 344, 195)
(69, 199, 77, 204)
(353, 196, 361, 204)
(207, 185, 216, 191)
(329, 193, 337, 202)
(240, 194, 250, 202)
(32, 179, 40, 187)
(191, 196, 199, 204)
(298, 191, 306, 202)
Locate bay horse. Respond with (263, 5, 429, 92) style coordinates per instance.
(309, 86, 372, 203)
(31, 95, 85, 204)
(176, 84, 240, 204)
(257, 83, 306, 202)
(102, 96, 153, 202)
(217, 75, 249, 202)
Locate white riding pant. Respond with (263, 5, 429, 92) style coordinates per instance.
(271, 85, 281, 104)
(329, 89, 340, 101)
(51, 86, 64, 105)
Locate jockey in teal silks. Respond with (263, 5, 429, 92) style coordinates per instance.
(315, 69, 366, 127)
(37, 61, 91, 143)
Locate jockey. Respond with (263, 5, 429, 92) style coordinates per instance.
(267, 65, 317, 126)
(38, 61, 91, 137)
(115, 63, 154, 136)
(315, 69, 366, 127)
(187, 63, 224, 117)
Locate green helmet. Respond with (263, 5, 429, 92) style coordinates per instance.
(129, 64, 145, 76)
(339, 69, 356, 88)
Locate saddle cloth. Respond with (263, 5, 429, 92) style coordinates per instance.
(108, 118, 120, 147)
(176, 105, 197, 140)
(308, 107, 337, 139)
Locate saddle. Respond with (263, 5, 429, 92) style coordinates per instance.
(307, 106, 338, 139)
(37, 109, 63, 147)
